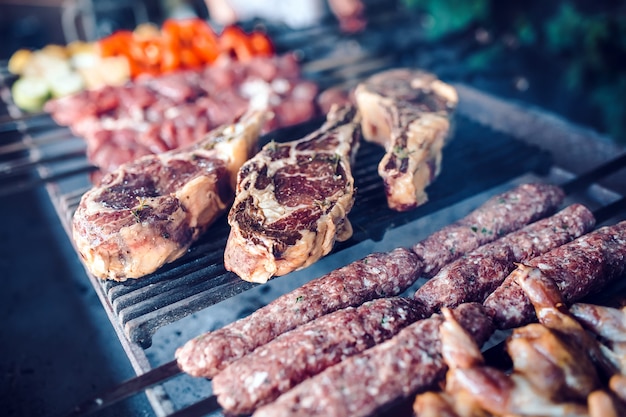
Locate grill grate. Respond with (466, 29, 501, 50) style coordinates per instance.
(2, 5, 626, 416)
(65, 114, 552, 347)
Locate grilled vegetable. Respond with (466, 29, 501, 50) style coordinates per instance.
(11, 77, 50, 112)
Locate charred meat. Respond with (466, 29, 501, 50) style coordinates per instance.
(72, 107, 269, 281)
(224, 105, 361, 283)
(354, 68, 458, 211)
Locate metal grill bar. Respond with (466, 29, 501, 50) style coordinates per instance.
(49, 113, 551, 347)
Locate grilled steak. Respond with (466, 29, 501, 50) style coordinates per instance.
(224, 104, 361, 283)
(354, 68, 458, 211)
(72, 107, 269, 281)
(484, 219, 626, 329)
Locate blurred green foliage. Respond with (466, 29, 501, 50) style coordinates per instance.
(403, 0, 490, 40)
(403, 0, 626, 144)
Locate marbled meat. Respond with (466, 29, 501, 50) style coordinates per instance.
(354, 68, 458, 211)
(72, 107, 269, 281)
(224, 104, 361, 283)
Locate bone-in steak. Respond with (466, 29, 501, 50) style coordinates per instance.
(224, 105, 361, 283)
(355, 68, 458, 211)
(72, 108, 269, 281)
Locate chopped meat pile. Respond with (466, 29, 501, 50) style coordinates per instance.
(45, 53, 319, 176)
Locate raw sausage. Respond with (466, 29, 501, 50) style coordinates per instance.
(213, 297, 426, 414)
(413, 182, 565, 277)
(484, 220, 626, 329)
(252, 303, 493, 417)
(414, 203, 595, 313)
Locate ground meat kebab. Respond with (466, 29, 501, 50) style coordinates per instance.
(175, 182, 564, 377)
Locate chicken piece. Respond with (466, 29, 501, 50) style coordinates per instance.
(450, 367, 590, 417)
(416, 307, 590, 417)
(72, 106, 269, 280)
(413, 391, 491, 417)
(413, 308, 490, 417)
(610, 375, 626, 403)
(514, 264, 621, 377)
(507, 324, 601, 402)
(354, 68, 458, 211)
(570, 303, 626, 373)
(587, 389, 625, 417)
(224, 105, 361, 283)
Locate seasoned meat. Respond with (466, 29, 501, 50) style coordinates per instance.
(414, 204, 595, 314)
(45, 54, 318, 174)
(252, 303, 493, 417)
(175, 248, 421, 378)
(413, 182, 566, 278)
(224, 105, 361, 283)
(176, 182, 564, 378)
(213, 297, 426, 414)
(354, 68, 458, 211)
(71, 108, 269, 281)
(484, 220, 626, 329)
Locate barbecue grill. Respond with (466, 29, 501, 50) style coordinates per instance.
(2, 3, 626, 416)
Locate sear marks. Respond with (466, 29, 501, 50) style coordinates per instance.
(72, 108, 268, 281)
(355, 68, 458, 211)
(224, 104, 361, 283)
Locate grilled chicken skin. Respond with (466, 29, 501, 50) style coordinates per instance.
(72, 107, 269, 281)
(224, 104, 361, 283)
(355, 68, 458, 211)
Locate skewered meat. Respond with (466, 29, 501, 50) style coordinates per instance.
(71, 106, 269, 281)
(415, 267, 617, 417)
(252, 303, 493, 417)
(212, 297, 426, 414)
(414, 203, 595, 314)
(251, 218, 626, 417)
(484, 220, 626, 329)
(412, 182, 565, 278)
(176, 248, 421, 378)
(354, 68, 458, 211)
(176, 182, 563, 378)
(253, 303, 492, 417)
(224, 105, 361, 283)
